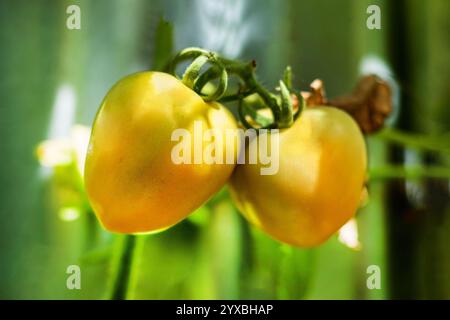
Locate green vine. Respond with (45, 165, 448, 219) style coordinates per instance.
(107, 235, 137, 300)
(376, 128, 450, 154)
(168, 47, 305, 129)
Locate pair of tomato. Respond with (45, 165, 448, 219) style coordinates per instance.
(85, 72, 367, 247)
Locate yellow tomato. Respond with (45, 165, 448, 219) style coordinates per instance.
(230, 106, 367, 247)
(85, 71, 238, 234)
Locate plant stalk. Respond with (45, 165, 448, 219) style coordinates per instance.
(108, 235, 137, 300)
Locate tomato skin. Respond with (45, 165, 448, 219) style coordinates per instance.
(85, 71, 238, 234)
(230, 106, 367, 247)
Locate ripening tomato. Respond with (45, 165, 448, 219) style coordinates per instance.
(230, 106, 367, 247)
(85, 71, 238, 234)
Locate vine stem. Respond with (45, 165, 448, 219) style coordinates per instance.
(375, 128, 450, 154)
(369, 165, 450, 180)
(108, 235, 139, 300)
(169, 48, 302, 129)
(217, 58, 285, 126)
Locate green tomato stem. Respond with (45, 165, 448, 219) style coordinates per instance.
(107, 235, 137, 300)
(169, 47, 300, 129)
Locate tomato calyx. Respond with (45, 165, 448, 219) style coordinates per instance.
(168, 47, 305, 130)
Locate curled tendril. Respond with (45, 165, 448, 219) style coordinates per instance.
(181, 55, 209, 88)
(237, 96, 277, 130)
(167, 47, 209, 74)
(169, 47, 228, 101)
(168, 47, 302, 129)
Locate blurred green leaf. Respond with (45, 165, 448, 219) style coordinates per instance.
(376, 128, 450, 154)
(370, 165, 450, 180)
(277, 246, 315, 299)
(188, 200, 242, 299)
(205, 186, 230, 208)
(79, 245, 114, 266)
(152, 18, 174, 71)
(187, 205, 211, 227)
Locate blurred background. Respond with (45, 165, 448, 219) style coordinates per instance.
(0, 0, 449, 299)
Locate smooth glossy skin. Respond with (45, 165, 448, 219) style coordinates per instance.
(85, 72, 238, 233)
(230, 106, 367, 247)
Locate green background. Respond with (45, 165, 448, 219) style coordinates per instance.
(0, 0, 449, 299)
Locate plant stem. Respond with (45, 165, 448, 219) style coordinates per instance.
(169, 48, 297, 129)
(108, 235, 136, 300)
(369, 165, 450, 181)
(375, 128, 450, 154)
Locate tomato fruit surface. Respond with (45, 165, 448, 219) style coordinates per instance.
(85, 72, 238, 233)
(230, 106, 367, 247)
